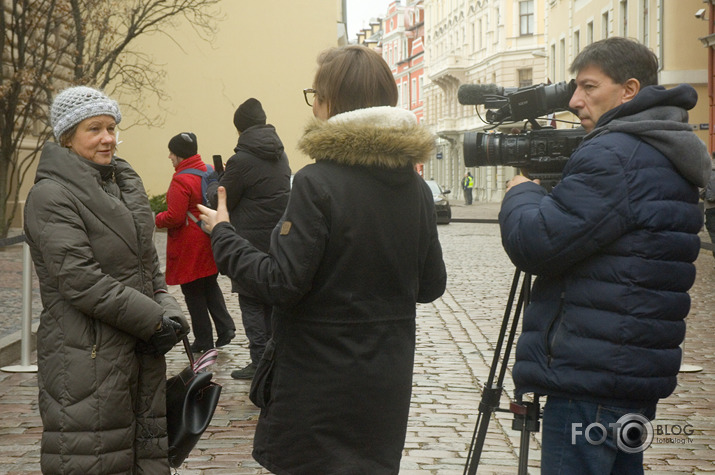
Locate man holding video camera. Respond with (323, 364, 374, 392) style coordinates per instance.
(499, 37, 711, 473)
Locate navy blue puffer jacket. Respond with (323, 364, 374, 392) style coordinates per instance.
(499, 84, 710, 407)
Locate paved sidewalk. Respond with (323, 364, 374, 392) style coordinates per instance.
(0, 201, 712, 474)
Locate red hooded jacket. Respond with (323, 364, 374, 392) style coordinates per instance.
(155, 154, 217, 285)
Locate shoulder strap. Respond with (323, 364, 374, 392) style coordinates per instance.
(176, 164, 213, 176)
(176, 168, 204, 177)
(186, 210, 200, 224)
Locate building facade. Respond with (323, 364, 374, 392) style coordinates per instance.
(423, 0, 549, 202)
(546, 0, 709, 146)
(383, 1, 429, 173)
(418, 0, 709, 203)
(387, 1, 427, 123)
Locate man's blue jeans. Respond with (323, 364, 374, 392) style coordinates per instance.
(540, 396, 656, 475)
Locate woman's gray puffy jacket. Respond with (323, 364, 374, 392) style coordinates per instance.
(24, 142, 182, 474)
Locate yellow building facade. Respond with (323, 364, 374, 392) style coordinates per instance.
(118, 0, 341, 198)
(546, 0, 710, 146)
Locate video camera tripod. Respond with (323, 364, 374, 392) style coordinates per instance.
(463, 268, 542, 475)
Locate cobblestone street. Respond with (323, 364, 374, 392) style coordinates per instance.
(0, 203, 712, 473)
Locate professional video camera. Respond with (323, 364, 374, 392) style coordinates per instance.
(458, 79, 586, 187)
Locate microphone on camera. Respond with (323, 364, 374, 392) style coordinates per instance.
(457, 83, 516, 105)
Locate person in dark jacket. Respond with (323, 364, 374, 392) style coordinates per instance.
(24, 86, 190, 474)
(199, 45, 447, 474)
(155, 132, 235, 353)
(206, 98, 291, 379)
(499, 37, 711, 474)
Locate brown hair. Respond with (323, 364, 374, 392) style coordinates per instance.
(313, 45, 398, 117)
(58, 124, 79, 147)
(570, 37, 658, 87)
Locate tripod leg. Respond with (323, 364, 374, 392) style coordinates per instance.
(518, 427, 530, 474)
(464, 269, 530, 475)
(512, 396, 541, 475)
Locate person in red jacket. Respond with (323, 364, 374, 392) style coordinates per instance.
(155, 132, 235, 353)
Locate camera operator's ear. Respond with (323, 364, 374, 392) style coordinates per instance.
(622, 78, 641, 102)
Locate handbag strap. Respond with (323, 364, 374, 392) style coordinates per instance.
(182, 336, 195, 367)
(181, 336, 218, 373)
(194, 348, 218, 372)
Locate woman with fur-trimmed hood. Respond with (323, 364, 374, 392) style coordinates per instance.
(199, 45, 447, 474)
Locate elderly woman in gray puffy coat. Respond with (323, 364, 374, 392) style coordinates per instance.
(23, 86, 189, 474)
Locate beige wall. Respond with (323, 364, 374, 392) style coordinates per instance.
(115, 0, 339, 198)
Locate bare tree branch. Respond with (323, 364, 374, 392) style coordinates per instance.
(0, 0, 221, 237)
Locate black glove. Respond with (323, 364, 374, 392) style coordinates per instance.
(137, 315, 182, 355)
(169, 314, 190, 340)
(153, 291, 190, 339)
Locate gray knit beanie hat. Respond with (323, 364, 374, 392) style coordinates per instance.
(50, 86, 122, 141)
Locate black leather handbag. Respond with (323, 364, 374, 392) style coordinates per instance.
(166, 337, 222, 468)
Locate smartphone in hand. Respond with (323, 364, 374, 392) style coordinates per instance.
(212, 154, 224, 174)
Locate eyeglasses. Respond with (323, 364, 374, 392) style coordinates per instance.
(303, 88, 317, 107)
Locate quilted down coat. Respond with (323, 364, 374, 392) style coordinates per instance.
(209, 106, 447, 474)
(500, 84, 711, 408)
(24, 142, 181, 474)
(155, 154, 218, 285)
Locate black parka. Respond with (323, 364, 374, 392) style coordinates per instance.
(210, 106, 447, 474)
(208, 123, 291, 252)
(24, 142, 180, 474)
(208, 124, 291, 293)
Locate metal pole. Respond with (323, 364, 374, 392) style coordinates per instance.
(1, 242, 38, 373)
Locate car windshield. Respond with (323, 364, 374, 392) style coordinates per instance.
(426, 181, 441, 195)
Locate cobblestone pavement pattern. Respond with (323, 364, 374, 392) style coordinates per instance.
(0, 202, 713, 474)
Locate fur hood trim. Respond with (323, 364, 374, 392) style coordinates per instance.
(298, 106, 435, 168)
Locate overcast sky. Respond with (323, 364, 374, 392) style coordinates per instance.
(346, 0, 393, 40)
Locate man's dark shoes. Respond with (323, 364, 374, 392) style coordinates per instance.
(189, 341, 214, 354)
(231, 362, 257, 380)
(215, 330, 236, 348)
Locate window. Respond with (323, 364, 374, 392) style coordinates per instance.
(519, 1, 534, 36)
(478, 19, 483, 50)
(518, 68, 533, 88)
(412, 78, 417, 105)
(587, 21, 594, 45)
(620, 0, 628, 36)
(471, 23, 476, 53)
(602, 11, 610, 38)
(573, 30, 580, 57)
(641, 0, 649, 44)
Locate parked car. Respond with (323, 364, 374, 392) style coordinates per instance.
(425, 180, 451, 225)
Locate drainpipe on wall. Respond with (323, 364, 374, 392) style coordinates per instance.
(696, 0, 715, 151)
(659, 0, 664, 73)
(710, 0, 714, 152)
